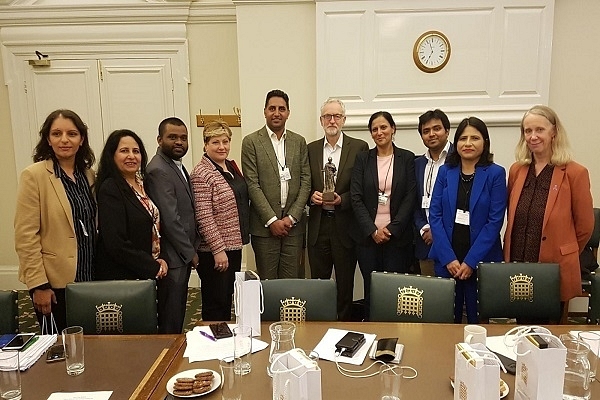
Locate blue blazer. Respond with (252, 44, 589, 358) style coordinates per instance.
(428, 163, 506, 277)
(413, 144, 454, 260)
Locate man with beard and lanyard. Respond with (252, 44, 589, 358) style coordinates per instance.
(307, 98, 368, 320)
(414, 109, 452, 277)
(146, 117, 200, 333)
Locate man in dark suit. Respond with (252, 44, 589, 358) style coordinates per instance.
(145, 117, 200, 333)
(307, 98, 368, 321)
(414, 109, 452, 277)
(241, 90, 311, 279)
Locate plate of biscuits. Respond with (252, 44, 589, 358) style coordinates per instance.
(167, 369, 221, 398)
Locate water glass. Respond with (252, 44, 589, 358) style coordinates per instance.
(578, 331, 600, 380)
(380, 364, 402, 400)
(220, 358, 242, 400)
(0, 351, 21, 400)
(63, 326, 85, 376)
(233, 325, 252, 375)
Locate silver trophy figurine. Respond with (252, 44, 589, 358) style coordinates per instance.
(322, 157, 336, 202)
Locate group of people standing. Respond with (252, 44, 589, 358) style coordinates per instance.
(13, 90, 594, 332)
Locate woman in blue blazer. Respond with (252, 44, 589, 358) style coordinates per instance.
(429, 117, 506, 323)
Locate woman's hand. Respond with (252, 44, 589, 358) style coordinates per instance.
(33, 288, 56, 315)
(156, 259, 168, 279)
(371, 229, 390, 244)
(445, 260, 461, 277)
(213, 251, 229, 272)
(456, 263, 473, 280)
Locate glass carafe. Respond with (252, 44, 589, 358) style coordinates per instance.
(267, 321, 296, 376)
(562, 336, 591, 400)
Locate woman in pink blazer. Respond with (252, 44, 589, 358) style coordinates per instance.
(504, 105, 594, 306)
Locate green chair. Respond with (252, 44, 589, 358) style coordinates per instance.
(587, 273, 600, 324)
(369, 272, 456, 323)
(66, 280, 157, 334)
(261, 279, 337, 322)
(0, 290, 18, 334)
(477, 262, 561, 322)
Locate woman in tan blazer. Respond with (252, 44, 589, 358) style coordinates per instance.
(504, 105, 594, 307)
(14, 109, 96, 332)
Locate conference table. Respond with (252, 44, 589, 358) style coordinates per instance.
(151, 322, 600, 400)
(22, 334, 185, 399)
(20, 323, 600, 399)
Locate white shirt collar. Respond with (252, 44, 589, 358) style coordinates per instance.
(323, 133, 343, 149)
(425, 140, 451, 162)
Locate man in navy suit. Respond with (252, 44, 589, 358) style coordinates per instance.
(146, 117, 200, 333)
(414, 109, 452, 277)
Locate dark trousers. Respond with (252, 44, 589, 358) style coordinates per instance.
(356, 241, 413, 320)
(454, 271, 478, 323)
(29, 288, 67, 333)
(157, 264, 192, 333)
(197, 250, 242, 321)
(308, 213, 357, 321)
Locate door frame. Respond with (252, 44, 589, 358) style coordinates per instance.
(1, 22, 190, 176)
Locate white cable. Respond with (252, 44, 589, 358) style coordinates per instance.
(333, 349, 418, 379)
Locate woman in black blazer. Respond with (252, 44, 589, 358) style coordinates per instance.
(351, 111, 417, 319)
(94, 129, 168, 281)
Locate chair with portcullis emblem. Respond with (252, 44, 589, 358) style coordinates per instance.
(65, 280, 158, 334)
(369, 272, 455, 323)
(477, 262, 560, 323)
(260, 279, 337, 322)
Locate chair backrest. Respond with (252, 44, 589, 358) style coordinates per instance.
(0, 290, 18, 334)
(260, 279, 337, 322)
(587, 208, 600, 259)
(369, 272, 456, 323)
(66, 280, 157, 334)
(588, 273, 600, 324)
(478, 262, 561, 321)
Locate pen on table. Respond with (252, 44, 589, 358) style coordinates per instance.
(199, 331, 217, 342)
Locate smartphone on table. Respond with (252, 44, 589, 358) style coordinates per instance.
(3, 333, 36, 351)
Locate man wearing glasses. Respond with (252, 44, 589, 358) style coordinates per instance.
(414, 109, 452, 277)
(307, 98, 368, 320)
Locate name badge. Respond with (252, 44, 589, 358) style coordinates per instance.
(280, 167, 291, 181)
(455, 209, 470, 225)
(378, 193, 389, 205)
(421, 196, 431, 209)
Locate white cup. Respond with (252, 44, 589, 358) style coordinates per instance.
(63, 326, 85, 376)
(464, 325, 487, 345)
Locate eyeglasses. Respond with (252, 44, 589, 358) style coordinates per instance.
(320, 114, 344, 121)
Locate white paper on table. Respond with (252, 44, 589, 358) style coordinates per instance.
(485, 335, 518, 361)
(570, 330, 600, 357)
(313, 328, 376, 365)
(47, 391, 112, 400)
(184, 325, 268, 362)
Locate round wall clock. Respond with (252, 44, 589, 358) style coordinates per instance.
(413, 30, 451, 73)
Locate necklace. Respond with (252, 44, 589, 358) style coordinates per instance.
(460, 172, 475, 182)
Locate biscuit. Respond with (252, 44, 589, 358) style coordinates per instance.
(194, 379, 212, 388)
(174, 382, 194, 390)
(173, 388, 193, 396)
(176, 377, 196, 384)
(192, 385, 212, 394)
(195, 371, 214, 379)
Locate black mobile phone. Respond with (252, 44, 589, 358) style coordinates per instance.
(46, 344, 66, 363)
(335, 332, 366, 357)
(3, 333, 35, 351)
(209, 322, 233, 339)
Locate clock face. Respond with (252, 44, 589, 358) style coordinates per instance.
(413, 31, 451, 73)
